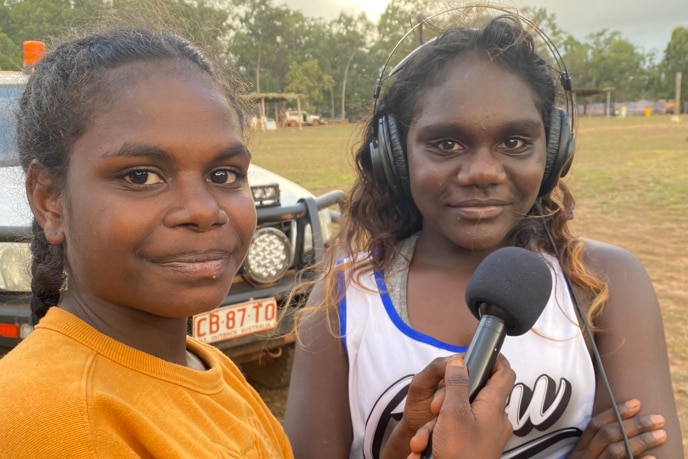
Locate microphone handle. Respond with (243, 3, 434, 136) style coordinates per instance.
(420, 315, 506, 459)
(465, 315, 506, 402)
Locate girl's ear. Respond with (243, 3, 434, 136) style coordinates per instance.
(25, 161, 66, 245)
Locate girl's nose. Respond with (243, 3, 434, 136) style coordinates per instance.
(456, 148, 507, 188)
(163, 178, 229, 231)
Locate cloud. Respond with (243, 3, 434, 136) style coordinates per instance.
(527, 0, 686, 52)
(279, 0, 687, 52)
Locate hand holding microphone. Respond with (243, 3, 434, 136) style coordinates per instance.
(419, 247, 553, 459)
(406, 353, 515, 459)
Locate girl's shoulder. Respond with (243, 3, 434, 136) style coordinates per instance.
(579, 238, 658, 321)
(579, 238, 645, 274)
(0, 338, 92, 454)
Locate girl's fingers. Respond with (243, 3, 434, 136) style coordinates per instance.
(408, 419, 437, 454)
(574, 399, 642, 452)
(571, 399, 667, 459)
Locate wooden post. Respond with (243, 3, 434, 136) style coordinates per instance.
(672, 72, 682, 122)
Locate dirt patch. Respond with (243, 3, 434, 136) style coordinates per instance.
(254, 384, 288, 422)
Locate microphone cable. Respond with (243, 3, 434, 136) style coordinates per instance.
(537, 202, 634, 458)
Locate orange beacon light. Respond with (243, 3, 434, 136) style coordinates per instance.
(22, 40, 45, 71)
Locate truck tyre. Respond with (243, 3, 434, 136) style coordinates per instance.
(241, 343, 295, 389)
(311, 119, 320, 126)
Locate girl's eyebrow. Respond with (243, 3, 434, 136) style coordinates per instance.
(495, 119, 544, 135)
(104, 142, 252, 162)
(416, 119, 543, 136)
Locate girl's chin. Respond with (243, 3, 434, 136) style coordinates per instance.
(453, 234, 511, 252)
(151, 295, 229, 319)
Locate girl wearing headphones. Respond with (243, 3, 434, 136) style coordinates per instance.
(284, 12, 682, 459)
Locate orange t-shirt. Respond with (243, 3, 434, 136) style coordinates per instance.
(0, 307, 293, 458)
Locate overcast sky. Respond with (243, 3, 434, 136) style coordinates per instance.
(279, 0, 687, 54)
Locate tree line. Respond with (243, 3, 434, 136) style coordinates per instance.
(1, 0, 686, 119)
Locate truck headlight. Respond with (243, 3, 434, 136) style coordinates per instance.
(251, 184, 280, 207)
(0, 243, 31, 292)
(242, 227, 291, 286)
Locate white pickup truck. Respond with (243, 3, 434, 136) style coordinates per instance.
(284, 110, 325, 127)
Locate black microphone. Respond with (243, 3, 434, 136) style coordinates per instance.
(422, 247, 552, 459)
(464, 246, 552, 400)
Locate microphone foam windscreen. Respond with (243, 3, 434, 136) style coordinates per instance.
(465, 247, 553, 336)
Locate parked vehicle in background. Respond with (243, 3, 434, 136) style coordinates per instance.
(284, 110, 325, 127)
(0, 42, 345, 388)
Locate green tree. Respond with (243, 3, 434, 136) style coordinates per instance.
(285, 59, 333, 110)
(1, 0, 73, 45)
(227, 0, 309, 96)
(560, 35, 593, 90)
(586, 30, 646, 102)
(0, 0, 230, 69)
(1, 0, 674, 113)
(520, 6, 565, 49)
(0, 30, 19, 70)
(103, 0, 230, 57)
(0, 3, 18, 69)
(375, 0, 434, 69)
(659, 26, 688, 111)
(320, 12, 373, 118)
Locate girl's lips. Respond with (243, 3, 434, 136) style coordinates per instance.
(158, 258, 229, 277)
(151, 251, 231, 278)
(453, 205, 504, 220)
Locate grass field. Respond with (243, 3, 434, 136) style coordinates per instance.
(248, 115, 688, 454)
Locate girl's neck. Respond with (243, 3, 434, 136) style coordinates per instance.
(413, 231, 498, 271)
(59, 291, 189, 365)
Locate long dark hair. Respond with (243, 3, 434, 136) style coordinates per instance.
(296, 13, 607, 332)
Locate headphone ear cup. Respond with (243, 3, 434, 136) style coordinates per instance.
(370, 114, 409, 195)
(369, 117, 393, 189)
(539, 107, 575, 196)
(385, 113, 410, 195)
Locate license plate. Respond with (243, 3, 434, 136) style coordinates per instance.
(192, 298, 278, 344)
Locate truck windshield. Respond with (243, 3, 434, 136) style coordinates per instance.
(0, 85, 22, 166)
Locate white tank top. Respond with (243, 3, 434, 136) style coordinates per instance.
(340, 253, 595, 459)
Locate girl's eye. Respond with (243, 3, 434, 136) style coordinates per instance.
(433, 140, 462, 153)
(125, 170, 163, 185)
(208, 169, 240, 185)
(501, 137, 527, 150)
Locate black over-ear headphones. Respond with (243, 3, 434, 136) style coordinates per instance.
(369, 12, 576, 198)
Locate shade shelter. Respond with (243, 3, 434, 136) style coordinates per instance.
(242, 92, 305, 130)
